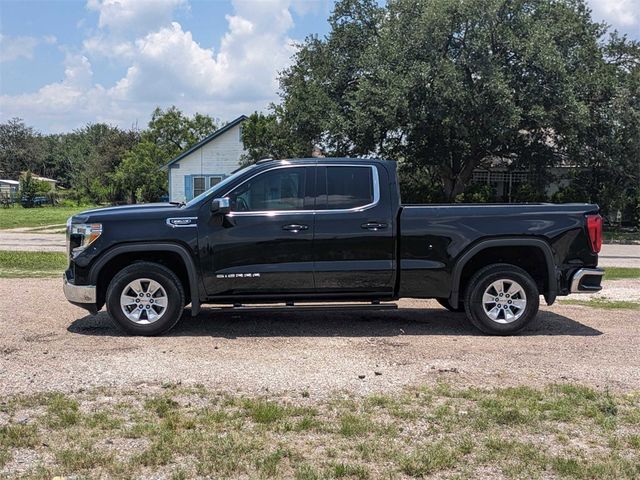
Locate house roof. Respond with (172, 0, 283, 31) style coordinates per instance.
(161, 115, 247, 171)
(0, 179, 19, 185)
(32, 175, 58, 183)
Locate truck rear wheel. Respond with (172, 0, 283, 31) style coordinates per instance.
(106, 262, 185, 336)
(463, 264, 539, 335)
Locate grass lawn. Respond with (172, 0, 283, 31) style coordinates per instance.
(0, 205, 96, 230)
(0, 383, 638, 478)
(0, 251, 67, 278)
(604, 231, 640, 244)
(604, 267, 640, 280)
(560, 298, 640, 310)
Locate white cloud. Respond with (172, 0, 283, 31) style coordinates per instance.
(0, 34, 39, 62)
(588, 0, 640, 30)
(83, 0, 186, 61)
(83, 34, 135, 59)
(1, 0, 301, 131)
(108, 0, 298, 111)
(86, 0, 187, 34)
(0, 54, 111, 130)
(0, 34, 58, 63)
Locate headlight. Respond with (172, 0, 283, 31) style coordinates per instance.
(68, 222, 102, 256)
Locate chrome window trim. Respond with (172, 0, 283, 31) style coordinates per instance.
(226, 164, 380, 217)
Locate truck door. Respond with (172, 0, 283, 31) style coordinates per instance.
(313, 164, 395, 295)
(199, 165, 316, 297)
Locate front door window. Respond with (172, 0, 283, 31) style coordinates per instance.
(228, 167, 309, 212)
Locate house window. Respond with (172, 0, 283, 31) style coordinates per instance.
(193, 176, 206, 197)
(209, 176, 222, 188)
(238, 125, 243, 143)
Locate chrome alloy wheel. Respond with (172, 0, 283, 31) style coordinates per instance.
(482, 279, 527, 324)
(120, 278, 168, 324)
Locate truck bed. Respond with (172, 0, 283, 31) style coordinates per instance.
(398, 202, 600, 299)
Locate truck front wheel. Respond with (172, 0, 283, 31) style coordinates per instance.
(463, 264, 539, 335)
(105, 262, 185, 336)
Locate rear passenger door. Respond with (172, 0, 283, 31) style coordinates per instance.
(313, 164, 395, 295)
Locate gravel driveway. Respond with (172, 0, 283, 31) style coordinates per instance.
(1, 278, 638, 398)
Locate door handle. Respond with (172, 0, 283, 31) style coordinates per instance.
(282, 224, 309, 232)
(361, 222, 388, 231)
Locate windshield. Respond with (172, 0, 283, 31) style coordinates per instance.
(183, 164, 256, 208)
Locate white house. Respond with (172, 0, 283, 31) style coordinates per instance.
(162, 115, 247, 202)
(31, 175, 58, 190)
(0, 179, 19, 197)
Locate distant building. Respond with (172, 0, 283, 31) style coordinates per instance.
(162, 115, 247, 202)
(31, 175, 58, 190)
(0, 179, 19, 197)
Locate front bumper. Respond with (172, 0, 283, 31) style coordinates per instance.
(63, 273, 96, 304)
(570, 268, 605, 293)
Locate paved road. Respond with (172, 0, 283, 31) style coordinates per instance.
(0, 231, 65, 252)
(598, 244, 640, 268)
(0, 230, 638, 266)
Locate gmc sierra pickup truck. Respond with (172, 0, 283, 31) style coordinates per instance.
(63, 158, 604, 336)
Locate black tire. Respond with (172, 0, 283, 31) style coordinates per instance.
(436, 297, 465, 312)
(106, 261, 185, 336)
(463, 263, 539, 335)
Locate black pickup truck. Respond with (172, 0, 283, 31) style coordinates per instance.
(63, 158, 604, 336)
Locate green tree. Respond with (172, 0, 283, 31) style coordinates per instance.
(0, 119, 43, 179)
(146, 106, 217, 162)
(240, 111, 310, 165)
(19, 171, 38, 207)
(553, 33, 640, 224)
(253, 0, 639, 205)
(62, 124, 140, 204)
(114, 141, 166, 204)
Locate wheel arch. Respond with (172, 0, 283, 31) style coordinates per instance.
(89, 242, 201, 316)
(448, 238, 557, 309)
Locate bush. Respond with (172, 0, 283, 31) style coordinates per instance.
(511, 183, 547, 203)
(456, 184, 497, 203)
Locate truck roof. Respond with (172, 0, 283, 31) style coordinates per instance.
(256, 157, 394, 165)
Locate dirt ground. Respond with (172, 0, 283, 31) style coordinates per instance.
(1, 278, 639, 399)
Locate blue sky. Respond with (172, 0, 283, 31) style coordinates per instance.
(0, 0, 638, 133)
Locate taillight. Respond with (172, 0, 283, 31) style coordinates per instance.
(586, 214, 602, 253)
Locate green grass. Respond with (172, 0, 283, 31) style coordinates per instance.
(0, 384, 638, 478)
(603, 230, 640, 244)
(604, 267, 640, 280)
(0, 205, 96, 230)
(0, 251, 67, 278)
(561, 298, 640, 310)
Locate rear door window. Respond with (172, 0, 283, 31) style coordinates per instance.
(316, 166, 375, 210)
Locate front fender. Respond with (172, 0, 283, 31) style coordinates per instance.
(88, 242, 202, 316)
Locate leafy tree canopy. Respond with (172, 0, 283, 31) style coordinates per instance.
(243, 0, 639, 208)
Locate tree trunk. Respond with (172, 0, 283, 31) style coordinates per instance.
(441, 158, 479, 202)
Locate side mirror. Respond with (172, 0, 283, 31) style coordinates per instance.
(211, 197, 231, 214)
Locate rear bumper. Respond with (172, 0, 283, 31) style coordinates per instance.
(570, 268, 604, 293)
(63, 273, 98, 314)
